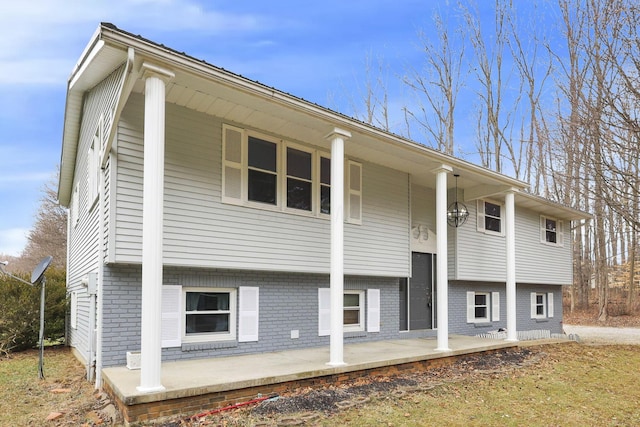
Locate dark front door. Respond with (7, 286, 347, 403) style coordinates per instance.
(410, 252, 433, 330)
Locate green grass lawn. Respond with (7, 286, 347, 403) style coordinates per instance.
(0, 346, 95, 426)
(2, 343, 639, 426)
(314, 343, 640, 426)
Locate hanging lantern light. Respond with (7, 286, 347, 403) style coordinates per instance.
(447, 174, 469, 228)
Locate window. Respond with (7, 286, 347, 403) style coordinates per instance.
(540, 216, 564, 246)
(474, 293, 489, 322)
(466, 291, 500, 323)
(320, 156, 331, 214)
(222, 125, 361, 221)
(183, 288, 236, 343)
(343, 291, 365, 332)
(477, 200, 503, 235)
(286, 147, 312, 211)
(531, 292, 554, 319)
(248, 136, 278, 205)
(318, 288, 378, 335)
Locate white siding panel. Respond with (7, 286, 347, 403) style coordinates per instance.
(114, 94, 410, 276)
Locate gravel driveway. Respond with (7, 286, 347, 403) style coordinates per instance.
(563, 324, 640, 344)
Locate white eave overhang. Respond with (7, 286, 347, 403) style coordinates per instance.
(57, 23, 589, 223)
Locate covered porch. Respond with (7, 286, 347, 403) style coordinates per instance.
(103, 335, 517, 424)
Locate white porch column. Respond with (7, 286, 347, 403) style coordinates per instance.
(505, 190, 518, 342)
(138, 63, 174, 393)
(434, 165, 452, 352)
(326, 128, 351, 367)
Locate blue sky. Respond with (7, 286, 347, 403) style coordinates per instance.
(0, 0, 556, 256)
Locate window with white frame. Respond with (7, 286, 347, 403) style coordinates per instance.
(540, 216, 564, 246)
(222, 124, 361, 221)
(343, 291, 365, 332)
(183, 288, 236, 343)
(318, 288, 379, 335)
(466, 291, 500, 323)
(477, 200, 503, 235)
(531, 292, 554, 319)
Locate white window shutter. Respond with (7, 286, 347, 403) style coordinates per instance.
(466, 292, 475, 323)
(477, 200, 485, 232)
(239, 287, 259, 342)
(530, 292, 537, 318)
(491, 292, 500, 321)
(318, 288, 331, 336)
(540, 216, 547, 243)
(162, 285, 182, 348)
(347, 161, 362, 224)
(558, 221, 564, 246)
(367, 289, 380, 332)
(547, 292, 554, 318)
(222, 124, 244, 203)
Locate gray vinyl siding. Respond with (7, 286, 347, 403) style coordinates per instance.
(66, 64, 125, 357)
(113, 93, 410, 276)
(515, 208, 573, 285)
(453, 200, 573, 285)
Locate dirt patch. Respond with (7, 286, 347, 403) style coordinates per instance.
(172, 347, 536, 426)
(564, 308, 640, 327)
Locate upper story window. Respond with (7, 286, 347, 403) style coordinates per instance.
(477, 200, 504, 235)
(286, 147, 312, 211)
(222, 124, 361, 222)
(540, 216, 564, 246)
(247, 136, 278, 205)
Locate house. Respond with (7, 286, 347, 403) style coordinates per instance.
(58, 23, 589, 392)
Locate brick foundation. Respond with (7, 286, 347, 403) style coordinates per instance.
(105, 348, 498, 425)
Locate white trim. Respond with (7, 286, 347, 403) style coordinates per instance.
(531, 292, 547, 319)
(367, 289, 380, 333)
(222, 124, 344, 220)
(182, 287, 237, 343)
(467, 291, 490, 323)
(477, 199, 505, 236)
(161, 285, 182, 348)
(346, 160, 363, 224)
(238, 287, 259, 342)
(491, 291, 500, 321)
(540, 215, 564, 247)
(344, 290, 365, 332)
(318, 288, 331, 336)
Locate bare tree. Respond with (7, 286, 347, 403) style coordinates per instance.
(463, 0, 514, 173)
(13, 173, 67, 273)
(403, 9, 466, 155)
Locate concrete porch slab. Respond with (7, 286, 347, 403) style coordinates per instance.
(102, 335, 516, 407)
